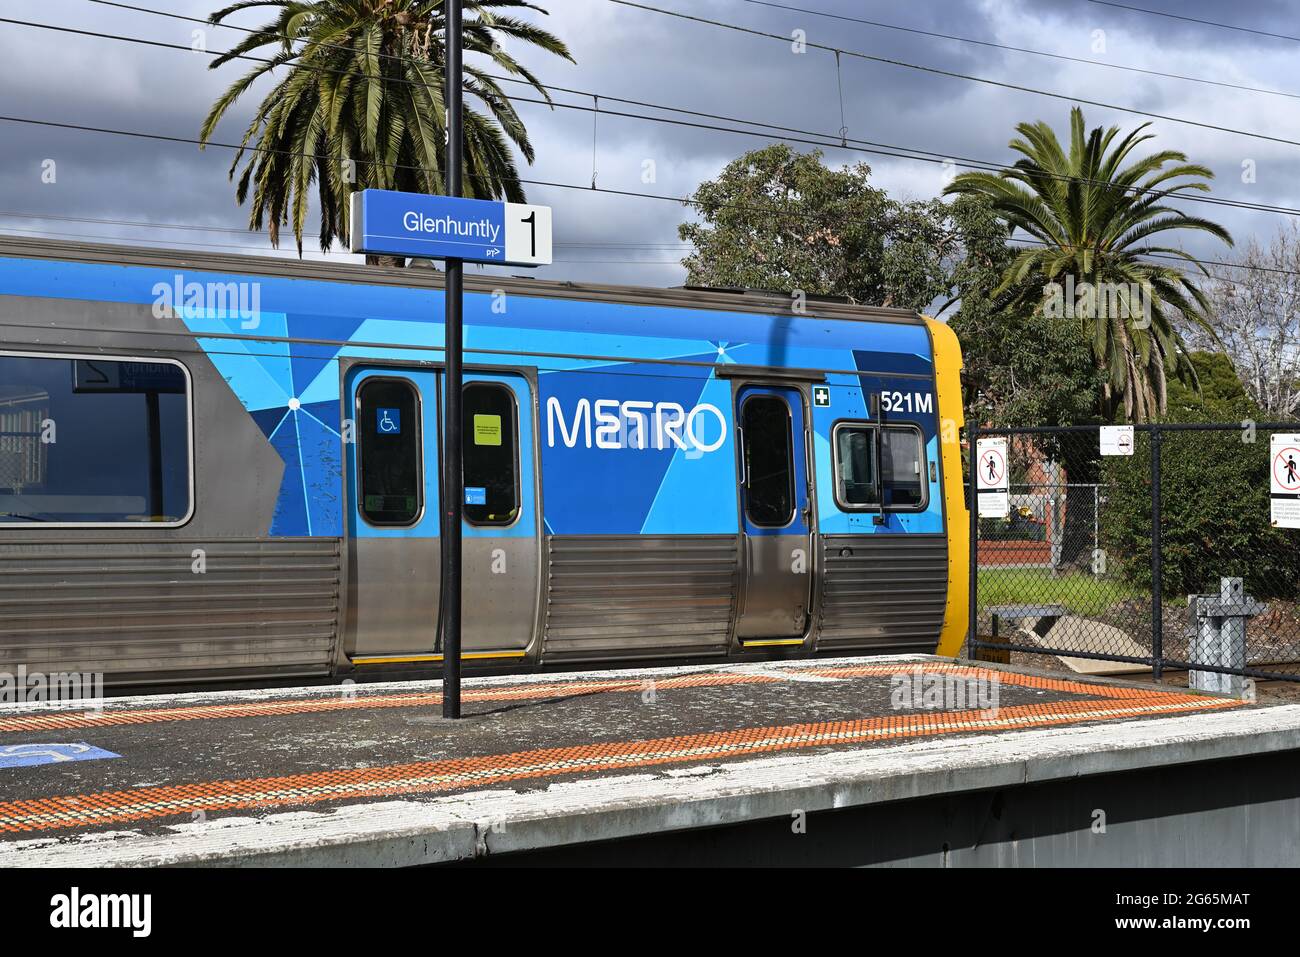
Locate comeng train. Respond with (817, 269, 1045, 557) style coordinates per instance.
(0, 236, 969, 687)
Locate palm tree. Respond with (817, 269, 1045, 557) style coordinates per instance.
(199, 1, 573, 259)
(944, 107, 1233, 422)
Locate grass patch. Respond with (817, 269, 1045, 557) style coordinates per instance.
(978, 568, 1145, 617)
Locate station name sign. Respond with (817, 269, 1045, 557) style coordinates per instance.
(349, 189, 552, 267)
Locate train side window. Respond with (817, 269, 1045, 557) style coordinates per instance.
(0, 353, 192, 526)
(741, 395, 795, 528)
(462, 382, 519, 526)
(834, 423, 878, 507)
(833, 422, 928, 511)
(882, 426, 927, 509)
(357, 378, 422, 526)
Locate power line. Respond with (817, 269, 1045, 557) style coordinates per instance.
(1007, 236, 1300, 281)
(2, 226, 1286, 307)
(1085, 0, 1300, 45)
(604, 0, 1300, 150)
(45, 9, 983, 169)
(0, 110, 963, 242)
(6, 219, 1288, 292)
(3, 14, 972, 172)
(4, 12, 1292, 278)
(9, 204, 1299, 280)
(11, 12, 1300, 224)
(0, 223, 685, 265)
(732, 0, 1300, 101)
(1, 109, 1296, 284)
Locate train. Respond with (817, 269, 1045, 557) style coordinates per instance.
(0, 236, 968, 687)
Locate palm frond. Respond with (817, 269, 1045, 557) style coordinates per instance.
(201, 0, 572, 255)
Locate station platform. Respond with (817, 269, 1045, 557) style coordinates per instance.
(1, 654, 1299, 867)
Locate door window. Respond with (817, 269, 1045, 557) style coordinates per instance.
(741, 394, 795, 528)
(357, 378, 422, 526)
(462, 382, 520, 526)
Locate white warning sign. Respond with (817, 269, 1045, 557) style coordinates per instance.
(976, 437, 1010, 519)
(1271, 433, 1300, 530)
(1100, 425, 1134, 456)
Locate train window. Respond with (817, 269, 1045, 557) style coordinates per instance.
(462, 382, 519, 526)
(834, 424, 878, 507)
(357, 378, 422, 526)
(882, 426, 927, 509)
(833, 422, 928, 511)
(741, 395, 795, 528)
(0, 353, 192, 525)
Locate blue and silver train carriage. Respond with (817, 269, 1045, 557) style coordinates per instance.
(0, 236, 969, 687)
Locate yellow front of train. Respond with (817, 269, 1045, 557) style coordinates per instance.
(924, 317, 970, 658)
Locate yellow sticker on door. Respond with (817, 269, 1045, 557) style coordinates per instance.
(473, 414, 502, 446)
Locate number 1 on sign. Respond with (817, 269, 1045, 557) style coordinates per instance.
(502, 202, 552, 266)
(521, 211, 536, 257)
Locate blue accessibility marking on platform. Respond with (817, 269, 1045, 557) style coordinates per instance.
(0, 743, 121, 768)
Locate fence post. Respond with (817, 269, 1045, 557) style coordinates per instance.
(1150, 425, 1163, 681)
(968, 427, 979, 659)
(1093, 484, 1099, 577)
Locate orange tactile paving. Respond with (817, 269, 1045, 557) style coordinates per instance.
(0, 686, 1241, 834)
(797, 663, 1167, 700)
(0, 663, 1184, 734)
(0, 671, 783, 734)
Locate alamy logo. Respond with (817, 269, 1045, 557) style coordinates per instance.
(889, 666, 1000, 715)
(50, 887, 151, 938)
(1042, 275, 1153, 327)
(546, 397, 726, 453)
(0, 667, 102, 706)
(152, 273, 262, 328)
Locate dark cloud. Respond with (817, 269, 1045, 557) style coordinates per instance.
(1069, 0, 1300, 48)
(0, 0, 1296, 289)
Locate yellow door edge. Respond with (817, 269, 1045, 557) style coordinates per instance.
(351, 650, 529, 665)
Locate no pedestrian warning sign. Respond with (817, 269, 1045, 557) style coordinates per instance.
(1100, 425, 1134, 456)
(1271, 433, 1300, 529)
(976, 437, 1010, 519)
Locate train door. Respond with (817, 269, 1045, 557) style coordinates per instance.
(346, 367, 442, 659)
(446, 371, 541, 659)
(346, 366, 541, 663)
(733, 384, 813, 644)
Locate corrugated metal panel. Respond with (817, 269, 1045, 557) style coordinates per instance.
(543, 536, 737, 661)
(817, 535, 947, 651)
(0, 538, 340, 679)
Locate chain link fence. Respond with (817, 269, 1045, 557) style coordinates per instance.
(967, 423, 1300, 688)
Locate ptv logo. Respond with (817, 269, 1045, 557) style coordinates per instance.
(546, 397, 727, 453)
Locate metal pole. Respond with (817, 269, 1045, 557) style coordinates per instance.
(1093, 484, 1099, 577)
(441, 0, 464, 719)
(1150, 425, 1163, 681)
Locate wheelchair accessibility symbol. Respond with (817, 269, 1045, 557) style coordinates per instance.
(0, 742, 121, 768)
(376, 407, 401, 435)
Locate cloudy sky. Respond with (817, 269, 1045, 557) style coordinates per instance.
(1, 0, 1297, 289)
